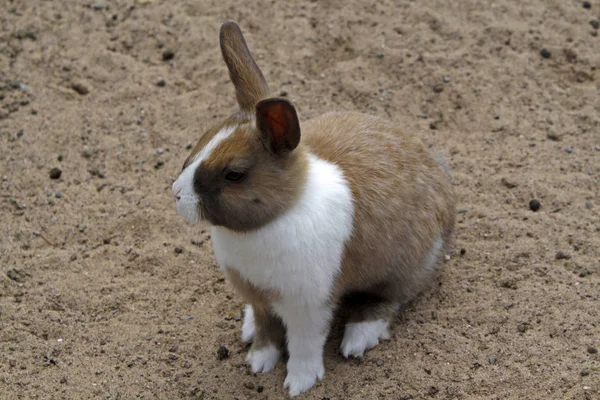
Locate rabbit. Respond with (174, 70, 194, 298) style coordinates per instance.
(171, 21, 455, 397)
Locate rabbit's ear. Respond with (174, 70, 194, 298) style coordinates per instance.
(220, 21, 269, 111)
(256, 98, 301, 156)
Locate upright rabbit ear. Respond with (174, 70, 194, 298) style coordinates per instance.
(256, 98, 301, 156)
(220, 21, 269, 111)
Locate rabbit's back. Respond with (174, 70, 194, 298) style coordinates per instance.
(302, 112, 456, 302)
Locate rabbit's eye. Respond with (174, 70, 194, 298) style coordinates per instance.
(225, 171, 246, 182)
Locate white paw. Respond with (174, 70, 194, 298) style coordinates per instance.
(246, 344, 281, 373)
(340, 319, 390, 358)
(283, 356, 324, 397)
(241, 304, 255, 343)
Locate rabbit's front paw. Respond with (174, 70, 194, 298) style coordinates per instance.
(246, 344, 281, 373)
(283, 356, 324, 396)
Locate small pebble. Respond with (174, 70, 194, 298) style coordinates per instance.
(565, 146, 573, 153)
(460, 248, 466, 255)
(443, 76, 451, 83)
(186, 144, 193, 150)
(585, 202, 593, 209)
(591, 20, 600, 30)
(57, 155, 63, 162)
(217, 346, 229, 360)
(90, 169, 106, 179)
(256, 385, 264, 393)
(555, 251, 572, 260)
(156, 78, 166, 87)
(244, 382, 255, 390)
(155, 161, 164, 169)
(174, 247, 183, 254)
(71, 81, 89, 95)
(488, 357, 498, 365)
(156, 148, 165, 155)
(82, 147, 95, 158)
(433, 83, 444, 93)
(583, 1, 591, 9)
(279, 90, 288, 97)
(49, 167, 62, 180)
(581, 368, 590, 376)
(540, 48, 551, 59)
(546, 132, 561, 141)
(529, 199, 541, 212)
(588, 346, 598, 354)
(162, 48, 175, 61)
(17, 129, 24, 138)
(376, 360, 384, 366)
(7, 268, 26, 283)
(501, 178, 518, 189)
(55, 192, 62, 199)
(92, 2, 105, 10)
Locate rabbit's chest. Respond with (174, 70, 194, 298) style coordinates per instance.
(211, 154, 355, 302)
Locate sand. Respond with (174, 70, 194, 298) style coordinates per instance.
(1, 0, 599, 399)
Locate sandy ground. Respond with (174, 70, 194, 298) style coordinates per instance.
(1, 1, 599, 399)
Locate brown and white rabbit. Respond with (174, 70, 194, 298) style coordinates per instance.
(171, 21, 455, 397)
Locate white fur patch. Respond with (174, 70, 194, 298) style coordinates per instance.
(172, 126, 236, 223)
(340, 319, 390, 358)
(212, 153, 354, 396)
(246, 344, 281, 373)
(241, 304, 255, 343)
(423, 235, 443, 273)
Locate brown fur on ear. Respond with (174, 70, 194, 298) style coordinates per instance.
(220, 21, 269, 111)
(256, 98, 301, 156)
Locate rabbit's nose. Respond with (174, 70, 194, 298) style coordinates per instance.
(172, 182, 182, 200)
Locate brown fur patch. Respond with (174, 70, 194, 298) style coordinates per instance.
(182, 114, 249, 170)
(225, 268, 285, 349)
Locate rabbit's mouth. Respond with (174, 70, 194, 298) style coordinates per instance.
(173, 194, 203, 224)
(172, 178, 203, 224)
